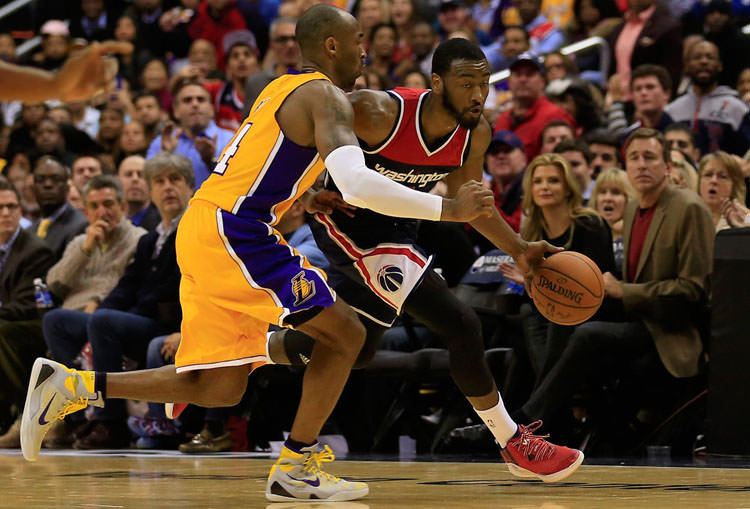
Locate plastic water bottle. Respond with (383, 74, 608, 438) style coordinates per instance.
(33, 278, 54, 315)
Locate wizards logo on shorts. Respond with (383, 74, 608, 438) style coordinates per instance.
(377, 265, 404, 292)
(292, 271, 316, 306)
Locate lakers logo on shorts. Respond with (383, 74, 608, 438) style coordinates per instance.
(292, 271, 316, 307)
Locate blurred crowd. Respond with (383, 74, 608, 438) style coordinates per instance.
(0, 0, 749, 457)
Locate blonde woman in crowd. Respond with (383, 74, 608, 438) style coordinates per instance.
(698, 151, 746, 231)
(669, 149, 699, 191)
(502, 154, 616, 382)
(590, 167, 636, 278)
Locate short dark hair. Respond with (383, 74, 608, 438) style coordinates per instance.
(133, 91, 161, 106)
(631, 64, 672, 92)
(0, 176, 21, 202)
(171, 77, 209, 100)
(624, 127, 670, 162)
(82, 174, 123, 202)
(540, 119, 574, 144)
(33, 155, 70, 178)
(431, 38, 487, 78)
(296, 4, 350, 59)
(554, 138, 593, 164)
(664, 122, 697, 147)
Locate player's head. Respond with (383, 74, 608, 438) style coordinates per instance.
(296, 4, 366, 91)
(430, 38, 490, 129)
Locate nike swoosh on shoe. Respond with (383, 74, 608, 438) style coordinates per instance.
(288, 475, 320, 487)
(38, 394, 56, 426)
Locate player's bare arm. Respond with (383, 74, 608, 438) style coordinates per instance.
(347, 89, 400, 147)
(442, 117, 560, 284)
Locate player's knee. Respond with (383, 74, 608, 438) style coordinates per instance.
(329, 310, 366, 358)
(195, 369, 247, 407)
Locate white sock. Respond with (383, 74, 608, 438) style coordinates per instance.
(474, 392, 518, 447)
(264, 331, 275, 365)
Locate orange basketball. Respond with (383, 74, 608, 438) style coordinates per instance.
(531, 251, 604, 326)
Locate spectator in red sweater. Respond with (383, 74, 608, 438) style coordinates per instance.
(494, 53, 576, 160)
(188, 0, 249, 70)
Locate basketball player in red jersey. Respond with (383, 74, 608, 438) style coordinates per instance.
(268, 38, 585, 483)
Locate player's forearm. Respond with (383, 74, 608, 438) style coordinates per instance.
(470, 210, 527, 258)
(0, 62, 61, 102)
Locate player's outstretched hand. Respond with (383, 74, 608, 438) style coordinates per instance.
(514, 240, 563, 297)
(57, 41, 133, 102)
(302, 189, 358, 217)
(442, 180, 494, 222)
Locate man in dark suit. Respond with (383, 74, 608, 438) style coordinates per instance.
(606, 0, 683, 96)
(0, 177, 55, 447)
(513, 128, 714, 429)
(30, 156, 88, 260)
(41, 152, 192, 449)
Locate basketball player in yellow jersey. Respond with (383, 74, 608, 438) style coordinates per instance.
(20, 4, 502, 502)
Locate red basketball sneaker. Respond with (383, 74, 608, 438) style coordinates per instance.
(501, 420, 584, 482)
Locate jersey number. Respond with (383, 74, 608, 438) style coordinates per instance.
(213, 122, 252, 175)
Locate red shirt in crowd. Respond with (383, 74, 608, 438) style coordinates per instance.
(626, 204, 656, 281)
(204, 80, 245, 132)
(188, 0, 246, 70)
(493, 95, 576, 161)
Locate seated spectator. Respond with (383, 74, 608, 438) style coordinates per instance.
(96, 106, 125, 155)
(565, 0, 622, 84)
(554, 138, 595, 202)
(30, 157, 88, 261)
(366, 23, 399, 87)
(495, 54, 577, 160)
(67, 100, 101, 140)
(436, 0, 474, 40)
(188, 0, 254, 70)
(30, 20, 71, 71)
(500, 153, 615, 383)
(147, 78, 234, 189)
(512, 129, 714, 434)
(408, 20, 438, 78)
(665, 41, 750, 156)
(42, 152, 192, 448)
(698, 151, 746, 231)
(586, 129, 622, 175)
(605, 0, 682, 96)
(9, 102, 47, 155)
(0, 178, 54, 448)
(539, 119, 574, 154)
(701, 0, 750, 88)
(543, 51, 578, 82)
(118, 155, 161, 231)
(664, 123, 702, 163)
(483, 25, 531, 73)
(515, 0, 566, 55)
(180, 39, 222, 81)
(546, 77, 604, 134)
(69, 0, 117, 42)
(485, 130, 527, 234)
(133, 92, 165, 145)
(738, 68, 750, 105)
(118, 120, 149, 160)
(668, 150, 699, 191)
(33, 118, 76, 166)
(606, 64, 674, 139)
(243, 17, 300, 116)
(0, 33, 16, 63)
(203, 30, 260, 132)
(71, 155, 103, 196)
(590, 167, 636, 277)
(140, 59, 173, 113)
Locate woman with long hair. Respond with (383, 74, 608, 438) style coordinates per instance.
(502, 154, 616, 383)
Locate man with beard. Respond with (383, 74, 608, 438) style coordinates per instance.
(665, 41, 750, 156)
(117, 155, 160, 231)
(267, 38, 584, 483)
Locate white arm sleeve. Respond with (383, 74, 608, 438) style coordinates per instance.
(324, 145, 443, 221)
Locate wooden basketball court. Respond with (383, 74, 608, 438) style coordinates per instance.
(3, 449, 750, 508)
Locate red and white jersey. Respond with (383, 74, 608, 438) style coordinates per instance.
(358, 87, 472, 193)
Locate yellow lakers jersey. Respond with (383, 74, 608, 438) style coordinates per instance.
(193, 71, 330, 225)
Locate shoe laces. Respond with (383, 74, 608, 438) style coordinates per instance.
(301, 445, 341, 483)
(56, 398, 88, 420)
(514, 420, 555, 461)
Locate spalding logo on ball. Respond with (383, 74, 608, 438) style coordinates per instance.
(531, 251, 604, 325)
(377, 265, 404, 292)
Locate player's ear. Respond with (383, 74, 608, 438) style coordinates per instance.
(431, 73, 443, 94)
(324, 36, 337, 57)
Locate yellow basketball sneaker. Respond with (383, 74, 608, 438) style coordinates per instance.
(21, 358, 104, 461)
(266, 443, 369, 502)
